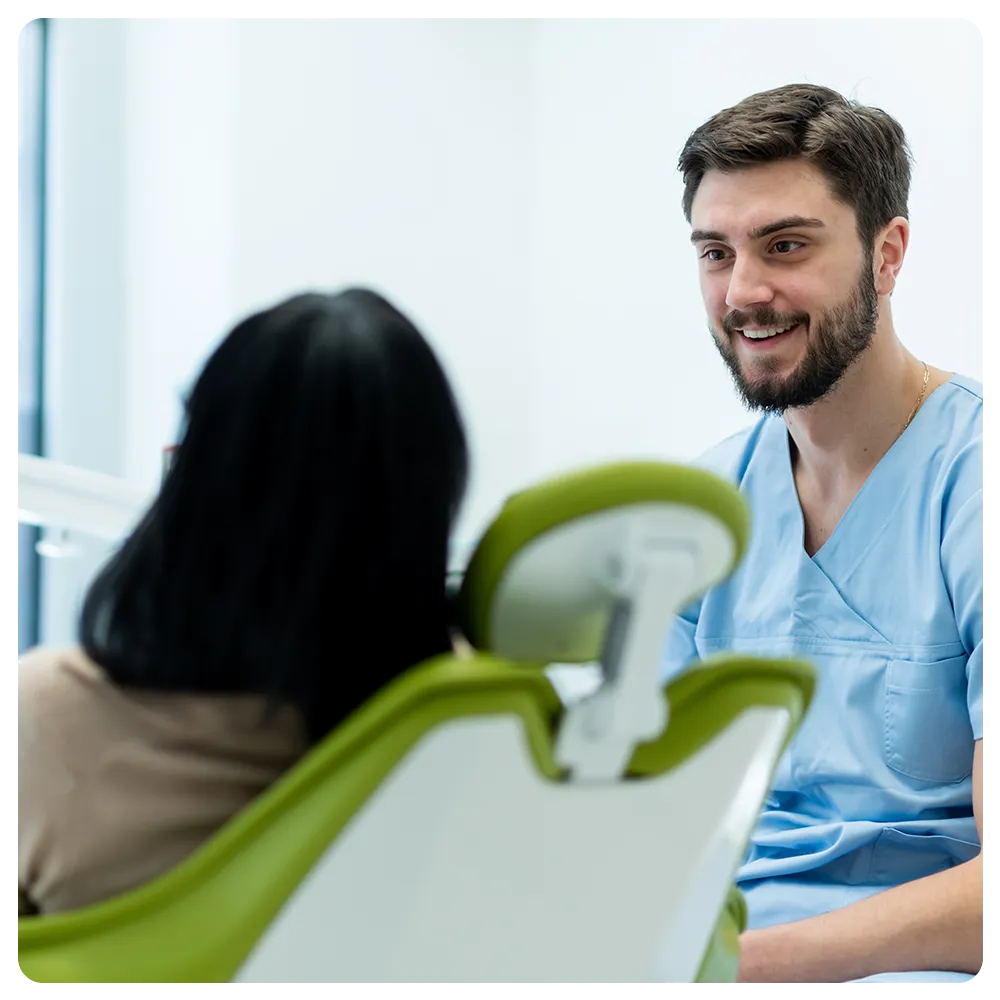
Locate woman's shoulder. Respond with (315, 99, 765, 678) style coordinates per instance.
(18, 647, 118, 792)
(19, 645, 308, 914)
(19, 645, 109, 715)
(19, 644, 308, 754)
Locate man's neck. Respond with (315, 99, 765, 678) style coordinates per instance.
(782, 317, 931, 492)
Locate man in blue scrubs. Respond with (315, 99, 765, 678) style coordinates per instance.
(666, 84, 983, 982)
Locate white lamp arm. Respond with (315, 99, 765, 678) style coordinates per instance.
(18, 453, 152, 541)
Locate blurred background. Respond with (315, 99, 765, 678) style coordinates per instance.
(18, 18, 983, 653)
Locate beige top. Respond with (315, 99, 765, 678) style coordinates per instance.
(18, 645, 308, 916)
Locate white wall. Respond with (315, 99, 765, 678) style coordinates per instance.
(38, 18, 982, 639)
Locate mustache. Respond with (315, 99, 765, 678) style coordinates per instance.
(722, 310, 808, 335)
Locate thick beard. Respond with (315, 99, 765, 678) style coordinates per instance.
(711, 254, 880, 413)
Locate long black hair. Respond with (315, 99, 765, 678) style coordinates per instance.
(80, 288, 469, 744)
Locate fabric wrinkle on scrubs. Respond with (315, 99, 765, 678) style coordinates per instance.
(662, 374, 982, 981)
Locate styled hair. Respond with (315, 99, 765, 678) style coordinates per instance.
(80, 287, 469, 744)
(678, 83, 913, 249)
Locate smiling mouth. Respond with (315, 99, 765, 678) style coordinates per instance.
(737, 322, 800, 341)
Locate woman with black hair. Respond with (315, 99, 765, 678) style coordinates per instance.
(19, 287, 469, 916)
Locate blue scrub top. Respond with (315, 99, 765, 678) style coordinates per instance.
(663, 374, 983, 931)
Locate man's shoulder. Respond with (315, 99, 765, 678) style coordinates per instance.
(928, 372, 982, 479)
(937, 373, 982, 437)
(945, 372, 983, 404)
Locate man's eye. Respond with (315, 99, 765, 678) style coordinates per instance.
(701, 248, 728, 262)
(772, 240, 804, 254)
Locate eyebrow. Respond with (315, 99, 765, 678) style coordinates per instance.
(689, 216, 827, 245)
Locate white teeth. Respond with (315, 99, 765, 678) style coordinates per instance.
(741, 324, 796, 340)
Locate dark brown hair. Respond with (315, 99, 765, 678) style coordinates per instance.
(678, 84, 913, 249)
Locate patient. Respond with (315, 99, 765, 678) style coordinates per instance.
(19, 287, 469, 916)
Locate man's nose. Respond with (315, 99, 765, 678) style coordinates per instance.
(725, 256, 775, 312)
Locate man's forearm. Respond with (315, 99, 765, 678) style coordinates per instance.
(737, 854, 983, 982)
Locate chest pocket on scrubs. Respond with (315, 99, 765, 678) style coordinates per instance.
(884, 655, 974, 783)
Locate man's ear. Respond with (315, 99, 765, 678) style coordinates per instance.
(874, 216, 909, 297)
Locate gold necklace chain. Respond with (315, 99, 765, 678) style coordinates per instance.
(903, 362, 930, 431)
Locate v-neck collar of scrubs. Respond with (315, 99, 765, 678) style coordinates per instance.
(772, 375, 959, 579)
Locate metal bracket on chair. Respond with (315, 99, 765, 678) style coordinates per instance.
(554, 540, 696, 782)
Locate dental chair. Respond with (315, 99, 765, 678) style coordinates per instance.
(18, 458, 814, 983)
